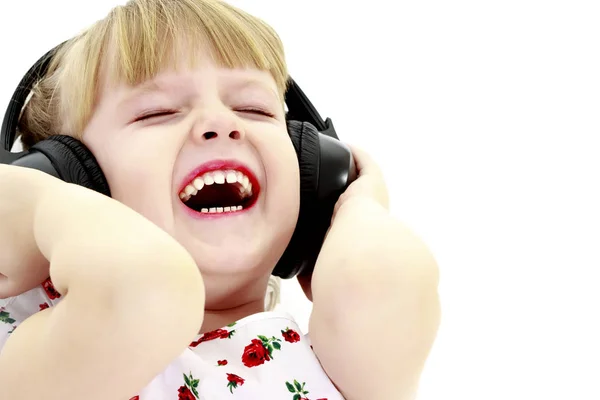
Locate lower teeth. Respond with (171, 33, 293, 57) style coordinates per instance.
(200, 205, 243, 214)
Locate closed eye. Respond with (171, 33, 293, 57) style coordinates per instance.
(133, 109, 178, 122)
(236, 108, 276, 118)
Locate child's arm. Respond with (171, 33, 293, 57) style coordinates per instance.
(0, 165, 205, 400)
(306, 149, 441, 400)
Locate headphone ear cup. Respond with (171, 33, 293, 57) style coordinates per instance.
(287, 120, 320, 199)
(272, 120, 322, 279)
(274, 120, 358, 279)
(28, 135, 110, 196)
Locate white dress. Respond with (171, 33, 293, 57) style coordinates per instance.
(0, 277, 345, 399)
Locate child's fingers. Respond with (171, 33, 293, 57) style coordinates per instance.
(346, 143, 382, 178)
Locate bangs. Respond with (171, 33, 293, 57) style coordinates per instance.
(55, 0, 288, 136)
(105, 0, 288, 94)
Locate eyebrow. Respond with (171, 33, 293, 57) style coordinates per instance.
(117, 76, 280, 110)
(223, 79, 282, 110)
(228, 79, 279, 98)
(117, 80, 170, 109)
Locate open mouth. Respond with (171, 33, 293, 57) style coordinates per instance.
(178, 168, 259, 214)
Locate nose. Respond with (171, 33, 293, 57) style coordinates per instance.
(202, 130, 242, 141)
(191, 109, 245, 144)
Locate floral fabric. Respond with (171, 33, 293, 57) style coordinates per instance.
(0, 278, 345, 399)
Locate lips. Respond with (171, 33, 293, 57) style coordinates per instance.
(178, 159, 261, 217)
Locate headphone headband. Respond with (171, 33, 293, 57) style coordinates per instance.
(0, 43, 336, 162)
(0, 45, 61, 161)
(284, 79, 338, 140)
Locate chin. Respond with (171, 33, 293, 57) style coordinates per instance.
(184, 241, 279, 277)
(195, 249, 278, 310)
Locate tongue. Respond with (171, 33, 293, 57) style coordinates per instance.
(185, 184, 246, 210)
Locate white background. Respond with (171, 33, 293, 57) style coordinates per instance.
(1, 1, 600, 399)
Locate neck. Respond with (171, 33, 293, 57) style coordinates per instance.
(198, 270, 271, 333)
(200, 297, 265, 333)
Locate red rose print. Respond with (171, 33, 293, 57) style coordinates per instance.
(226, 373, 245, 393)
(190, 328, 234, 347)
(281, 328, 301, 343)
(39, 303, 49, 310)
(42, 278, 61, 299)
(179, 372, 199, 399)
(242, 338, 271, 367)
(227, 373, 244, 385)
(177, 386, 196, 400)
(217, 360, 228, 366)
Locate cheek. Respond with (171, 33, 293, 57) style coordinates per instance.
(264, 136, 301, 219)
(84, 135, 177, 227)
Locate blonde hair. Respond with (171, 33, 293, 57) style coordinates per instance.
(17, 0, 288, 305)
(18, 0, 289, 148)
(264, 276, 282, 311)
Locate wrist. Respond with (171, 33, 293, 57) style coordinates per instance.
(334, 195, 388, 223)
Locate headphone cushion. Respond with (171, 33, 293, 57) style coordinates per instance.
(272, 120, 322, 279)
(30, 135, 110, 196)
(287, 120, 320, 199)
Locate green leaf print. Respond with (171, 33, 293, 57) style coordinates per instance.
(285, 380, 309, 399)
(286, 382, 295, 393)
(182, 372, 200, 399)
(255, 335, 282, 360)
(226, 373, 245, 394)
(0, 311, 16, 325)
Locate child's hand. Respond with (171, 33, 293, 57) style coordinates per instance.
(332, 144, 389, 219)
(297, 145, 389, 301)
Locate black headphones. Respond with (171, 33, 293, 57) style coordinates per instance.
(0, 43, 357, 279)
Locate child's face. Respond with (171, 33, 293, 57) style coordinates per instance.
(81, 57, 300, 306)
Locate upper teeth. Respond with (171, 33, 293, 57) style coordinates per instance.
(179, 169, 253, 202)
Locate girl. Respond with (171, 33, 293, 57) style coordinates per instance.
(0, 0, 440, 399)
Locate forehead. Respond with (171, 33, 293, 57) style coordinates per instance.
(98, 63, 281, 110)
(96, 37, 282, 102)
